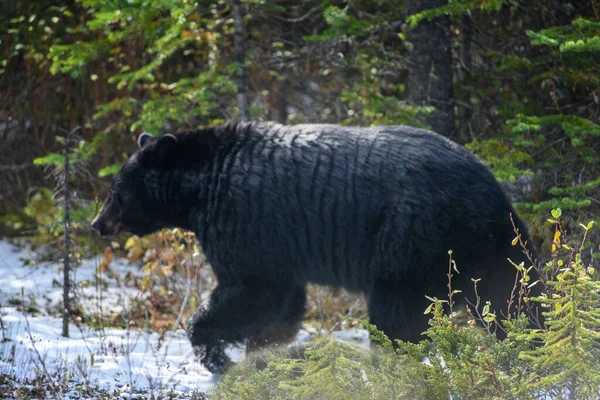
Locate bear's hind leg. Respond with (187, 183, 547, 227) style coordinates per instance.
(246, 284, 306, 369)
(246, 284, 306, 351)
(368, 281, 431, 345)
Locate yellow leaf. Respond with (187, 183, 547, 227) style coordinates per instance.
(141, 276, 152, 292)
(553, 231, 561, 246)
(125, 236, 137, 250)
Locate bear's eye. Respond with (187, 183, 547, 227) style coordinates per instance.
(112, 191, 124, 209)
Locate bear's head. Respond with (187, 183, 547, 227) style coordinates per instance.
(91, 132, 181, 237)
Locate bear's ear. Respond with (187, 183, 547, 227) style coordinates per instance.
(141, 133, 178, 167)
(155, 134, 177, 154)
(137, 132, 153, 148)
(160, 134, 177, 144)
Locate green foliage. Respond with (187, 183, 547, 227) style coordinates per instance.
(406, 0, 505, 28)
(23, 186, 97, 241)
(213, 316, 535, 399)
(471, 14, 600, 220)
(33, 136, 97, 168)
(213, 337, 442, 400)
(43, 0, 237, 134)
(516, 178, 600, 214)
(340, 71, 433, 127)
(23, 187, 56, 227)
(304, 5, 373, 40)
(0, 212, 36, 236)
(278, 339, 374, 399)
(549, 178, 600, 197)
(97, 163, 121, 178)
(22, 185, 95, 244)
(508, 114, 600, 150)
(1, 6, 73, 74)
(516, 215, 600, 398)
(402, 1, 600, 227)
(466, 138, 534, 182)
(528, 18, 600, 53)
(515, 198, 592, 215)
(26, 135, 98, 248)
(305, 3, 431, 127)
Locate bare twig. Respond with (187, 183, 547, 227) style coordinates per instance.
(0, 164, 35, 171)
(21, 288, 50, 380)
(266, 7, 320, 23)
(447, 251, 457, 315)
(465, 280, 505, 337)
(509, 214, 546, 329)
(232, 0, 249, 121)
(327, 296, 365, 334)
(587, 196, 600, 206)
(0, 306, 5, 343)
(162, 240, 195, 360)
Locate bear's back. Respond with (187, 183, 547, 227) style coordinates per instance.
(196, 122, 521, 290)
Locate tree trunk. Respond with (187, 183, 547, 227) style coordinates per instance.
(62, 138, 71, 338)
(456, 13, 474, 142)
(232, 0, 249, 121)
(406, 0, 456, 139)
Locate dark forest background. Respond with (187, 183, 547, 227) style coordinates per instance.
(1, 1, 599, 258)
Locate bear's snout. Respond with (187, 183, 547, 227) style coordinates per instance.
(91, 216, 122, 236)
(91, 204, 122, 237)
(90, 216, 104, 236)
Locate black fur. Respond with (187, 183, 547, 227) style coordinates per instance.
(92, 122, 542, 373)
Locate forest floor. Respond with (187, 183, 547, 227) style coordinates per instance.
(0, 240, 369, 399)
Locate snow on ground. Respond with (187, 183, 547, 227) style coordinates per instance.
(0, 240, 228, 396)
(0, 306, 225, 396)
(0, 240, 370, 398)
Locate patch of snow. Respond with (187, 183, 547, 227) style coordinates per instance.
(0, 306, 224, 394)
(0, 240, 144, 318)
(332, 328, 371, 349)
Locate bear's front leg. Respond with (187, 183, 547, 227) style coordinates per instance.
(190, 340, 233, 375)
(187, 277, 306, 374)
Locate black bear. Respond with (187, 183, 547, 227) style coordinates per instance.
(92, 122, 542, 373)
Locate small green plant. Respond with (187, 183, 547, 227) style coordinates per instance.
(516, 209, 600, 398)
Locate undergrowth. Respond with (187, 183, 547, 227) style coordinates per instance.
(212, 209, 600, 400)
